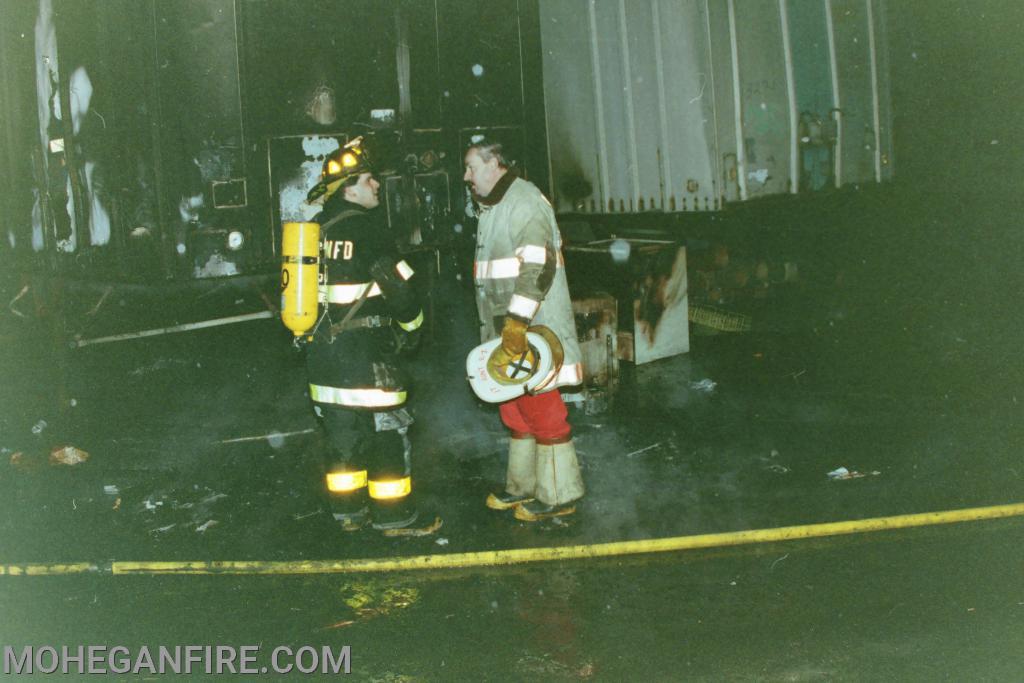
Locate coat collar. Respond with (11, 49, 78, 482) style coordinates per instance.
(323, 194, 368, 215)
(477, 171, 517, 207)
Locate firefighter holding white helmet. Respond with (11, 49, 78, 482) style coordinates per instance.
(464, 138, 585, 521)
(300, 136, 435, 533)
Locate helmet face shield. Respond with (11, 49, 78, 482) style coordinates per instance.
(307, 136, 373, 204)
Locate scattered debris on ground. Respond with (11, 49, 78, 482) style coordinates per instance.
(626, 442, 663, 458)
(827, 466, 881, 480)
(49, 445, 90, 466)
(380, 516, 443, 538)
(690, 378, 717, 393)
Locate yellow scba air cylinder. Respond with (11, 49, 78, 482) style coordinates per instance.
(280, 221, 321, 336)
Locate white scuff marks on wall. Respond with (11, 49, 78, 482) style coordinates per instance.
(193, 147, 233, 185)
(70, 67, 110, 246)
(747, 168, 770, 185)
(58, 175, 77, 252)
(84, 161, 110, 245)
(69, 66, 92, 134)
(35, 0, 74, 252)
(279, 136, 341, 222)
(179, 194, 204, 223)
(34, 5, 111, 251)
(31, 190, 44, 251)
(34, 0, 56, 159)
(301, 134, 340, 158)
(305, 84, 336, 126)
(688, 73, 708, 104)
(194, 253, 239, 279)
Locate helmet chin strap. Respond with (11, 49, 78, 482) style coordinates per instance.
(506, 349, 535, 380)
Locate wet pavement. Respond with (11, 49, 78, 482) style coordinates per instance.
(1, 182, 1023, 678)
(4, 520, 1022, 679)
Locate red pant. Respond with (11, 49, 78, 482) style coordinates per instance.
(499, 390, 571, 444)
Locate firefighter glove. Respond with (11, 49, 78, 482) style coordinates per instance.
(487, 317, 535, 383)
(500, 316, 529, 356)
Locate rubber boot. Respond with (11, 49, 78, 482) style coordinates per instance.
(515, 439, 584, 522)
(486, 434, 537, 510)
(367, 474, 419, 530)
(371, 497, 420, 530)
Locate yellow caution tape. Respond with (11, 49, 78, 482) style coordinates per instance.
(3, 502, 1023, 576)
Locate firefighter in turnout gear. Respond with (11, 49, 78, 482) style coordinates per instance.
(464, 139, 586, 522)
(303, 137, 433, 532)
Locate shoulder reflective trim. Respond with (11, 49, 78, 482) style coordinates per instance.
(326, 470, 368, 492)
(508, 294, 540, 320)
(368, 476, 412, 500)
(395, 260, 415, 280)
(474, 257, 520, 280)
(397, 309, 424, 332)
(309, 384, 407, 408)
(515, 245, 547, 264)
(324, 282, 383, 304)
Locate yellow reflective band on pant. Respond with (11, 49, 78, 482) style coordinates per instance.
(309, 384, 407, 408)
(397, 309, 424, 332)
(326, 470, 368, 492)
(368, 476, 412, 500)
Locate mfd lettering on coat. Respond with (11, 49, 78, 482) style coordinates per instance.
(324, 240, 354, 260)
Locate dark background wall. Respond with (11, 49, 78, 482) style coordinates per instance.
(835, 0, 1024, 408)
(2, 0, 1023, 279)
(886, 0, 1024, 187)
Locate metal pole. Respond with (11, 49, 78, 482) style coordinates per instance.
(587, 0, 611, 211)
(825, 0, 843, 188)
(70, 310, 274, 348)
(866, 0, 883, 183)
(779, 0, 799, 194)
(618, 0, 640, 210)
(726, 0, 747, 201)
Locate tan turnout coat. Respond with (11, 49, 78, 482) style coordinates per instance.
(473, 174, 582, 390)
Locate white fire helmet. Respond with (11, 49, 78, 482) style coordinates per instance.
(466, 326, 565, 403)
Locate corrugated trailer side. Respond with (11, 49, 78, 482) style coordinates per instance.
(540, 0, 894, 214)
